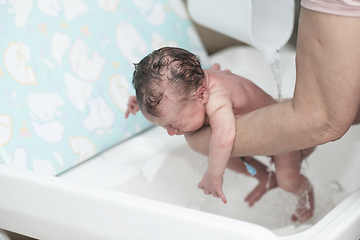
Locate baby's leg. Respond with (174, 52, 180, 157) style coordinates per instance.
(272, 151, 314, 222)
(227, 157, 278, 206)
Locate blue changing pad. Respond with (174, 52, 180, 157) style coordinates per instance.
(0, 0, 210, 175)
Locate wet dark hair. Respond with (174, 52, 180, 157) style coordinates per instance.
(132, 47, 204, 117)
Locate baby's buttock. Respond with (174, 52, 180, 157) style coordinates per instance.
(301, 0, 360, 17)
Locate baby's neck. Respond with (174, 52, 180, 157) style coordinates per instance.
(204, 114, 210, 126)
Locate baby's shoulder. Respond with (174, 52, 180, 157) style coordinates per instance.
(209, 71, 247, 95)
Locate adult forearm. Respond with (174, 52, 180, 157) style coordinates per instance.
(186, 100, 340, 157)
(231, 101, 332, 156)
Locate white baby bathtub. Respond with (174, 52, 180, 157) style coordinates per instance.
(1, 46, 360, 239)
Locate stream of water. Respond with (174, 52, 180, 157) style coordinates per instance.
(263, 48, 283, 102)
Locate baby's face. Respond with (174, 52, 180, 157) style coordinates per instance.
(143, 95, 206, 136)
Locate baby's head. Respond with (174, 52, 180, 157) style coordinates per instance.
(132, 47, 204, 117)
(132, 47, 207, 135)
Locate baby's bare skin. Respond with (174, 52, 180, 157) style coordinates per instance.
(226, 156, 278, 206)
(127, 60, 315, 222)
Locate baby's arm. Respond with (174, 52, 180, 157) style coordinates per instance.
(125, 96, 140, 118)
(198, 98, 235, 204)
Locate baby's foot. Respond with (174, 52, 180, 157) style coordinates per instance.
(245, 172, 278, 206)
(291, 177, 314, 222)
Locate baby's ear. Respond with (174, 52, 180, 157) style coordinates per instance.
(196, 85, 209, 104)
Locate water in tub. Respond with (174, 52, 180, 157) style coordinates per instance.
(113, 125, 355, 237)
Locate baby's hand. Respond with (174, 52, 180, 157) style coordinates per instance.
(210, 63, 221, 70)
(125, 96, 140, 118)
(198, 171, 227, 204)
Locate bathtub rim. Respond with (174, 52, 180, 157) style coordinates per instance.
(0, 164, 279, 240)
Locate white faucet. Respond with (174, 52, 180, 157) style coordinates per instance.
(187, 0, 294, 51)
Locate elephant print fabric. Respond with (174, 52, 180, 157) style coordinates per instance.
(0, 0, 210, 175)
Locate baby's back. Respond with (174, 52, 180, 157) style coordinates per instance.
(205, 69, 276, 116)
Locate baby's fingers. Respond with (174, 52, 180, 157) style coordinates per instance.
(125, 110, 130, 119)
(216, 190, 227, 204)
